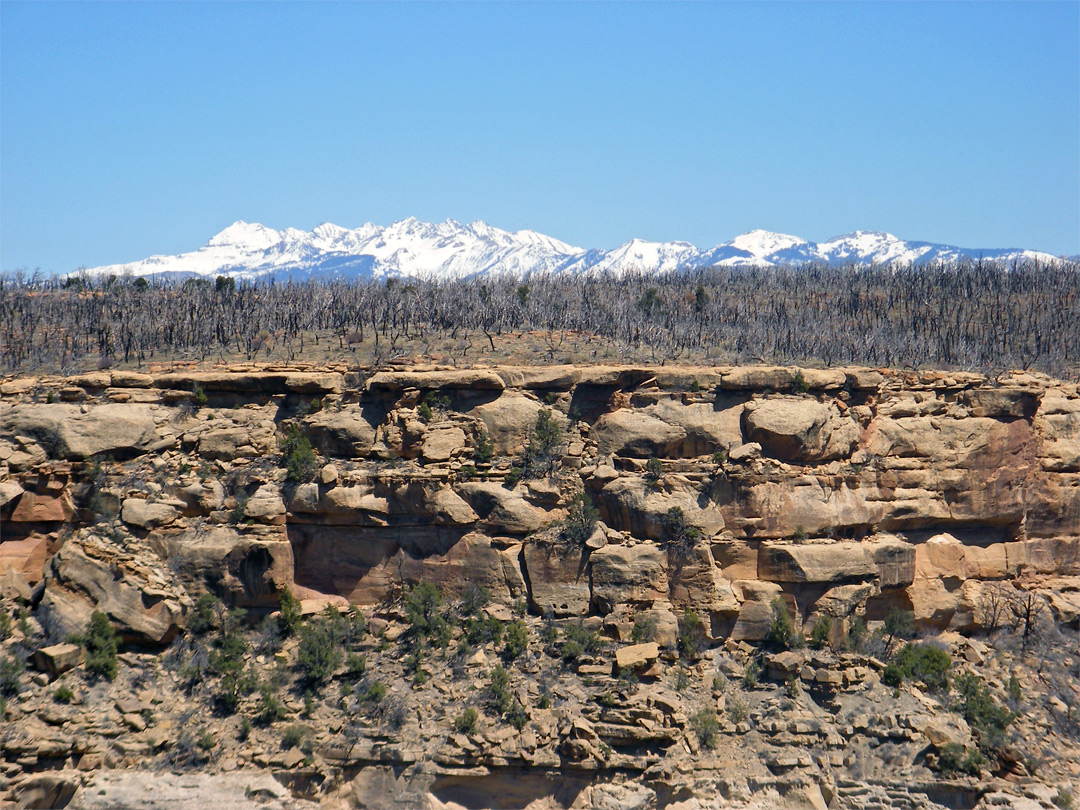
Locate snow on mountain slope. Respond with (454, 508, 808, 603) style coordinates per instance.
(82, 219, 1065, 281)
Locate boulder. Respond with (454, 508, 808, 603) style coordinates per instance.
(667, 543, 740, 617)
(160, 526, 293, 609)
(961, 388, 1039, 419)
(0, 536, 49, 584)
(729, 600, 774, 642)
(427, 486, 479, 525)
(121, 498, 178, 529)
(242, 485, 286, 525)
(458, 481, 556, 535)
(33, 643, 83, 679)
(743, 397, 859, 462)
(811, 583, 876, 618)
(906, 578, 959, 629)
(470, 392, 543, 455)
(421, 427, 466, 462)
(615, 642, 660, 670)
(920, 714, 972, 748)
(523, 541, 590, 616)
(0, 479, 24, 508)
(39, 536, 185, 644)
(155, 370, 343, 394)
(0, 403, 160, 460)
(13, 774, 78, 810)
(9, 489, 76, 523)
(0, 566, 33, 600)
(197, 426, 272, 460)
(645, 398, 745, 457)
(110, 370, 154, 388)
(397, 532, 526, 603)
(600, 475, 724, 541)
(571, 783, 655, 810)
(866, 535, 917, 588)
(729, 580, 788, 641)
(591, 409, 686, 458)
(728, 442, 761, 461)
(915, 533, 967, 580)
(590, 543, 668, 613)
(758, 541, 878, 583)
(766, 650, 806, 679)
(367, 369, 505, 392)
(303, 408, 376, 457)
(721, 367, 799, 390)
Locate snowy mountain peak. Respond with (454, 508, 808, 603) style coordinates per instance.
(80, 218, 1064, 281)
(728, 229, 810, 256)
(206, 221, 280, 249)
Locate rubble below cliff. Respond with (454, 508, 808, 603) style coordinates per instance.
(0, 362, 1077, 809)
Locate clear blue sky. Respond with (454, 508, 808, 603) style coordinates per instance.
(2, 1, 1077, 273)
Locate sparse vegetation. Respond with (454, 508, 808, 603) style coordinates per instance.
(558, 622, 604, 661)
(765, 598, 802, 651)
(295, 613, 345, 686)
(454, 707, 479, 734)
(677, 608, 706, 660)
(662, 506, 703, 557)
(83, 610, 119, 681)
(882, 643, 951, 692)
(281, 424, 317, 482)
(508, 409, 563, 482)
(631, 613, 658, 644)
(691, 707, 721, 749)
(562, 494, 599, 546)
(808, 616, 832, 649)
(0, 654, 23, 696)
(278, 588, 303, 637)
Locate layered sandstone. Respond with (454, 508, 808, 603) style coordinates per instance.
(0, 363, 1077, 644)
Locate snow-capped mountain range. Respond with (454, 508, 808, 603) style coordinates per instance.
(82, 218, 1064, 281)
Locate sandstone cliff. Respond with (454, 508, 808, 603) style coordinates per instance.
(0, 363, 1077, 809)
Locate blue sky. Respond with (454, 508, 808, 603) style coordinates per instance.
(2, 1, 1077, 273)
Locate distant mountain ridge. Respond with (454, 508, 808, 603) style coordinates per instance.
(82, 218, 1065, 280)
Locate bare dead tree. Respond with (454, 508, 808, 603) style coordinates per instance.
(1, 258, 1078, 377)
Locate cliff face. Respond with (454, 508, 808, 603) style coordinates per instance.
(2, 363, 1080, 810)
(2, 363, 1077, 645)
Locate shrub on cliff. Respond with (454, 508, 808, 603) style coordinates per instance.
(208, 609, 253, 712)
(281, 424, 317, 482)
(506, 409, 563, 483)
(882, 642, 951, 691)
(662, 507, 702, 557)
(765, 598, 803, 651)
(189, 594, 218, 636)
(808, 616, 832, 649)
(504, 620, 528, 660)
(559, 622, 605, 661)
(405, 583, 451, 647)
(631, 613, 657, 644)
(83, 610, 118, 681)
(691, 707, 721, 749)
(678, 608, 707, 660)
(882, 608, 914, 657)
(0, 654, 23, 696)
(953, 671, 1014, 754)
(562, 494, 599, 546)
(936, 742, 985, 776)
(278, 588, 303, 637)
(454, 707, 479, 734)
(473, 428, 495, 464)
(488, 665, 513, 714)
(296, 616, 344, 686)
